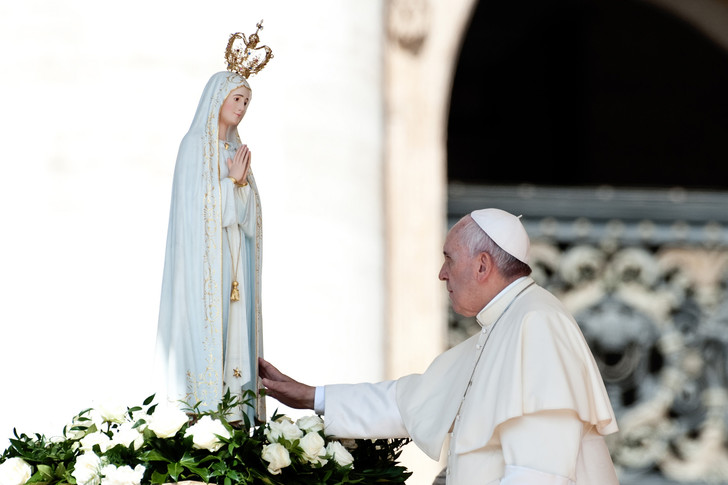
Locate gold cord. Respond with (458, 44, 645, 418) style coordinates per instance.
(226, 224, 243, 302)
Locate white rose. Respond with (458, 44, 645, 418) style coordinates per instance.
(264, 419, 303, 443)
(147, 404, 188, 439)
(80, 431, 112, 453)
(261, 443, 291, 475)
(96, 398, 127, 424)
(110, 422, 144, 450)
(295, 415, 324, 433)
(100, 464, 145, 485)
(299, 432, 327, 465)
(87, 410, 107, 430)
(0, 457, 33, 485)
(326, 441, 355, 468)
(184, 415, 230, 452)
(72, 452, 102, 485)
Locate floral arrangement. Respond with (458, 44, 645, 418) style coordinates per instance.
(0, 391, 411, 485)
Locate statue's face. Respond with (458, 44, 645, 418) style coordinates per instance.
(219, 86, 252, 133)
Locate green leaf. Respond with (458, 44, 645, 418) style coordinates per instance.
(178, 452, 199, 467)
(150, 469, 170, 484)
(186, 465, 212, 482)
(142, 449, 172, 463)
(36, 464, 54, 480)
(167, 462, 183, 482)
(131, 419, 147, 430)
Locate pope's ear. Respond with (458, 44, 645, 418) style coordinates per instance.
(475, 252, 492, 281)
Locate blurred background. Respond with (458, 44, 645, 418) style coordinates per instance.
(2, 1, 728, 484)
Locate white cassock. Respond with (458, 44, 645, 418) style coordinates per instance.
(319, 277, 619, 485)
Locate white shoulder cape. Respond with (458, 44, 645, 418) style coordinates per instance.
(396, 277, 618, 460)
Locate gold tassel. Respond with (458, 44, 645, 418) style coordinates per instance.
(231, 281, 240, 302)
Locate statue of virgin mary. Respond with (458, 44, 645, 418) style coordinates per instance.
(154, 58, 267, 423)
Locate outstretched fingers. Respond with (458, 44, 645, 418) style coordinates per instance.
(258, 357, 290, 382)
(258, 357, 316, 410)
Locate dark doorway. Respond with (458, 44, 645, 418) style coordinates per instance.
(447, 0, 728, 189)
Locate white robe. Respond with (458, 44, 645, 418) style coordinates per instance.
(154, 72, 264, 423)
(323, 277, 619, 484)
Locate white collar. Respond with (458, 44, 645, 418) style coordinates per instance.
(475, 276, 532, 328)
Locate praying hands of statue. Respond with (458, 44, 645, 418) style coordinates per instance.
(227, 143, 251, 183)
(258, 357, 316, 410)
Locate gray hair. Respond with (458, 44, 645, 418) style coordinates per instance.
(456, 215, 532, 278)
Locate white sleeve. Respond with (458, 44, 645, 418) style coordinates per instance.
(236, 184, 256, 236)
(498, 410, 582, 485)
(220, 177, 238, 228)
(322, 381, 409, 439)
(314, 386, 325, 415)
(220, 177, 255, 234)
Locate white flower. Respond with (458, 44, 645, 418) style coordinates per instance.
(72, 452, 102, 485)
(80, 431, 112, 453)
(264, 419, 303, 443)
(326, 441, 355, 468)
(110, 422, 144, 450)
(296, 415, 324, 433)
(96, 398, 127, 424)
(0, 457, 33, 485)
(184, 415, 230, 452)
(261, 442, 291, 475)
(299, 432, 327, 465)
(147, 404, 188, 439)
(87, 410, 108, 431)
(100, 464, 145, 485)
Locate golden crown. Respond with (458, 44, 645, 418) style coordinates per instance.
(225, 20, 274, 79)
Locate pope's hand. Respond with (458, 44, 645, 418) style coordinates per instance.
(259, 357, 316, 410)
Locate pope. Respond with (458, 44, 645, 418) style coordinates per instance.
(260, 208, 619, 485)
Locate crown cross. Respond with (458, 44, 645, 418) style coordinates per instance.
(225, 20, 274, 79)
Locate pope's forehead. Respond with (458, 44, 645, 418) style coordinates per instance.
(449, 218, 469, 236)
(444, 223, 467, 250)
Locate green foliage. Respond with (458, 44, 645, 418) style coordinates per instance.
(0, 390, 412, 485)
(2, 429, 77, 484)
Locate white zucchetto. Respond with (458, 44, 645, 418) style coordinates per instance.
(470, 208, 530, 264)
